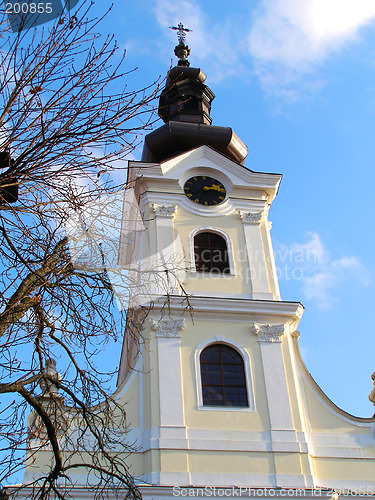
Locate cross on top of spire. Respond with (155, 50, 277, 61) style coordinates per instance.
(169, 22, 192, 44)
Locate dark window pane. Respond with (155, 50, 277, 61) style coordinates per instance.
(201, 364, 221, 385)
(203, 386, 224, 405)
(225, 386, 248, 407)
(194, 232, 230, 274)
(220, 348, 242, 364)
(200, 344, 248, 407)
(201, 345, 220, 362)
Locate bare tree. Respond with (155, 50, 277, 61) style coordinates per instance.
(0, 3, 161, 498)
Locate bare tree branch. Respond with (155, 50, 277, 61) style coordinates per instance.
(0, 2, 160, 497)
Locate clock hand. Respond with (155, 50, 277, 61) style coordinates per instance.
(203, 184, 226, 193)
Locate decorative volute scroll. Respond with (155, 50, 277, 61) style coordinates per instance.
(152, 204, 178, 218)
(369, 372, 375, 405)
(253, 323, 287, 343)
(239, 210, 265, 225)
(295, 305, 304, 319)
(151, 318, 185, 338)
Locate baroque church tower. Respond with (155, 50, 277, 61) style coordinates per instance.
(21, 25, 375, 500)
(115, 26, 375, 496)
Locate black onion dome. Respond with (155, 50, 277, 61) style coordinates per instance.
(141, 35, 248, 165)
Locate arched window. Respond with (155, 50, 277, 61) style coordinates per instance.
(194, 231, 230, 274)
(200, 344, 248, 407)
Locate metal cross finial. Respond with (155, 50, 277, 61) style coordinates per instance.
(169, 22, 192, 44)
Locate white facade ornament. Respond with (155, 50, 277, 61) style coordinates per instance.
(239, 210, 264, 225)
(151, 318, 185, 338)
(253, 323, 286, 342)
(152, 204, 178, 218)
(268, 221, 273, 230)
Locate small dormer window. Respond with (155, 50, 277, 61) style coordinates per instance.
(194, 231, 230, 274)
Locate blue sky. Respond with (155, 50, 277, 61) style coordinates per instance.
(87, 0, 375, 417)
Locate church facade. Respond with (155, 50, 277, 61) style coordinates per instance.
(20, 28, 375, 500)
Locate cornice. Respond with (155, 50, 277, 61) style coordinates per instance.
(161, 145, 282, 183)
(139, 191, 270, 218)
(150, 295, 304, 322)
(131, 146, 282, 203)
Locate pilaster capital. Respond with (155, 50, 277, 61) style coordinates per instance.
(152, 204, 178, 218)
(151, 318, 185, 338)
(239, 210, 265, 225)
(253, 323, 287, 342)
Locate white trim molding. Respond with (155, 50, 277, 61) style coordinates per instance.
(194, 336, 255, 412)
(189, 227, 236, 275)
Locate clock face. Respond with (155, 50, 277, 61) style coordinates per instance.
(184, 176, 226, 206)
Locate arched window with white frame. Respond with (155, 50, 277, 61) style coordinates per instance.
(195, 337, 255, 411)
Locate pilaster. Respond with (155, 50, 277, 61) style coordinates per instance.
(151, 317, 187, 440)
(253, 323, 314, 487)
(151, 204, 180, 294)
(239, 209, 273, 299)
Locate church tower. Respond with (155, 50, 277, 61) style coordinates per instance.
(19, 24, 375, 500)
(116, 26, 375, 495)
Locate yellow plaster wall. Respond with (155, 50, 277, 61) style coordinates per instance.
(144, 449, 161, 477)
(313, 457, 375, 481)
(126, 452, 146, 477)
(143, 333, 160, 430)
(303, 382, 372, 434)
(274, 453, 304, 475)
(116, 372, 140, 429)
(160, 450, 189, 473)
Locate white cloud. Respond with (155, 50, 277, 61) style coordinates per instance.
(154, 0, 246, 84)
(248, 0, 375, 96)
(290, 231, 326, 264)
(275, 232, 370, 308)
